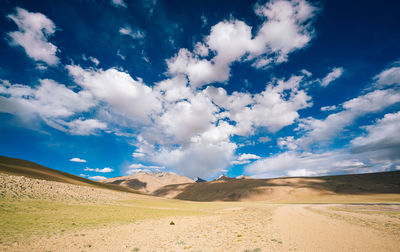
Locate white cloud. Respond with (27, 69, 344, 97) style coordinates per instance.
(296, 89, 400, 148)
(150, 134, 237, 178)
(128, 164, 164, 169)
(231, 160, 251, 165)
(238, 153, 261, 161)
(89, 176, 107, 180)
(126, 163, 164, 175)
(67, 65, 161, 123)
(7, 7, 59, 65)
(158, 92, 218, 143)
(64, 118, 107, 135)
(228, 75, 312, 135)
(245, 151, 370, 178)
(127, 169, 150, 174)
(79, 174, 88, 177)
(82, 55, 99, 66)
(373, 66, 400, 88)
(167, 0, 318, 88)
(111, 0, 127, 8)
(0, 79, 107, 135)
(200, 14, 207, 27)
(320, 67, 344, 87)
(84, 167, 114, 173)
(155, 75, 193, 102)
(300, 69, 312, 77)
(258, 136, 271, 143)
(350, 111, 400, 169)
(193, 42, 209, 57)
(251, 0, 318, 63)
(0, 79, 97, 133)
(117, 50, 126, 60)
(231, 153, 261, 165)
(277, 136, 297, 150)
(119, 26, 145, 39)
(69, 157, 87, 163)
(320, 105, 337, 111)
(132, 152, 145, 158)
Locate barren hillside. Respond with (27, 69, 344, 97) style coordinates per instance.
(100, 171, 195, 193)
(153, 171, 400, 202)
(0, 155, 138, 194)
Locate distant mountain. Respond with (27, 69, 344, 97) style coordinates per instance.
(0, 155, 138, 194)
(195, 177, 207, 183)
(100, 171, 194, 193)
(153, 171, 400, 202)
(214, 174, 233, 181)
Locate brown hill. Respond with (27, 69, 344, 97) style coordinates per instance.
(100, 171, 195, 193)
(0, 155, 138, 194)
(214, 174, 233, 181)
(153, 171, 400, 202)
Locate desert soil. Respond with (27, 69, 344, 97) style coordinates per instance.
(1, 173, 400, 251)
(2, 203, 399, 251)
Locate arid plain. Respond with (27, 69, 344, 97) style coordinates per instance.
(1, 156, 400, 251)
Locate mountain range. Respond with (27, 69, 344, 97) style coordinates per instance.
(1, 155, 400, 202)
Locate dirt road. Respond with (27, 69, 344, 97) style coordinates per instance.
(3, 203, 400, 252)
(270, 204, 400, 251)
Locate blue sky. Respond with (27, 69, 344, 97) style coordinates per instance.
(0, 0, 399, 180)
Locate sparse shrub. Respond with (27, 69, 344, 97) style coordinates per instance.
(170, 221, 175, 225)
(244, 249, 261, 252)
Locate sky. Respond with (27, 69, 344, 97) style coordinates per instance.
(0, 0, 399, 181)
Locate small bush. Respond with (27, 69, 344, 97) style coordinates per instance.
(244, 249, 261, 252)
(170, 221, 175, 225)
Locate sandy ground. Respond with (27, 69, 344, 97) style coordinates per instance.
(3, 203, 400, 252)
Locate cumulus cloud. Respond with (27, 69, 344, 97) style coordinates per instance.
(373, 66, 400, 88)
(7, 7, 59, 65)
(0, 78, 100, 134)
(296, 89, 400, 148)
(5, 1, 398, 180)
(350, 111, 400, 169)
(167, 0, 318, 87)
(63, 118, 107, 135)
(69, 157, 86, 163)
(245, 151, 370, 178)
(84, 167, 114, 173)
(67, 65, 161, 123)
